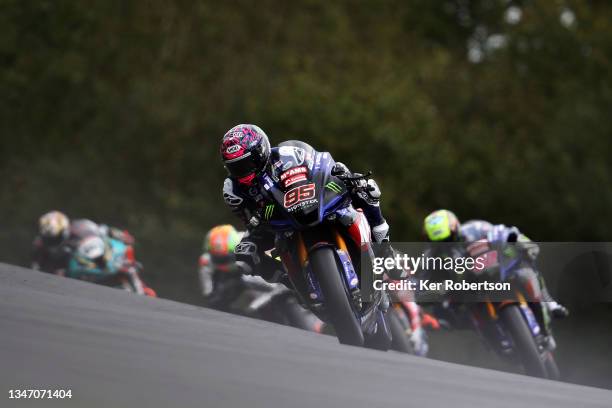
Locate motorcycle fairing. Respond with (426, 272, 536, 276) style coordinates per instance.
(262, 141, 349, 231)
(258, 140, 385, 335)
(67, 238, 128, 281)
(471, 299, 543, 356)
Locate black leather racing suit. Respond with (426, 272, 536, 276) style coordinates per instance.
(222, 142, 390, 282)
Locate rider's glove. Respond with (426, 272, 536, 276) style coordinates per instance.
(332, 162, 380, 203)
(331, 162, 352, 179)
(248, 216, 260, 228)
(517, 234, 540, 260)
(354, 178, 381, 205)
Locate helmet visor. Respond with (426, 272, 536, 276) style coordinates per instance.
(210, 254, 234, 268)
(224, 153, 259, 178)
(42, 234, 64, 247)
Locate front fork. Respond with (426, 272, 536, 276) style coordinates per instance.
(478, 293, 550, 353)
(280, 228, 361, 303)
(278, 226, 386, 333)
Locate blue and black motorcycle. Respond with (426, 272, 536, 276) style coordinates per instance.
(463, 230, 560, 379)
(249, 140, 391, 347)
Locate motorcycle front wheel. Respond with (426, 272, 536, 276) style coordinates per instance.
(499, 305, 548, 378)
(310, 247, 364, 346)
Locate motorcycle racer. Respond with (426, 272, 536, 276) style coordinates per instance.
(219, 124, 432, 348)
(198, 224, 323, 331)
(32, 211, 72, 274)
(32, 211, 135, 275)
(220, 124, 405, 282)
(198, 224, 246, 307)
(422, 209, 568, 339)
(66, 228, 156, 297)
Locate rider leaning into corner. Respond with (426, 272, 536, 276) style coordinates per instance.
(422, 209, 568, 349)
(32, 210, 135, 275)
(198, 224, 248, 308)
(218, 123, 427, 345)
(32, 210, 155, 297)
(32, 211, 73, 274)
(198, 223, 324, 332)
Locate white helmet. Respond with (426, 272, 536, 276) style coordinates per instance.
(38, 211, 70, 246)
(75, 235, 109, 270)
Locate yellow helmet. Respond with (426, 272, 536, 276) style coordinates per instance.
(423, 209, 460, 242)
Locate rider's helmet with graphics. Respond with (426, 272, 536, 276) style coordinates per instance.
(220, 124, 271, 186)
(204, 225, 242, 272)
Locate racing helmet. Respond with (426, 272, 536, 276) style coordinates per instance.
(38, 211, 70, 246)
(220, 124, 271, 185)
(69, 219, 101, 240)
(204, 225, 242, 271)
(423, 209, 461, 242)
(75, 235, 111, 270)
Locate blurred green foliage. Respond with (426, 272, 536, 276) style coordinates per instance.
(1, 0, 612, 387)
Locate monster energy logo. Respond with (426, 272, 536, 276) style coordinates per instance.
(325, 182, 342, 193)
(264, 204, 274, 219)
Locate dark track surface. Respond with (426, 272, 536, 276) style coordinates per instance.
(1, 264, 611, 408)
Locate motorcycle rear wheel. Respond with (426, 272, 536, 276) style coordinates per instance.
(388, 308, 414, 354)
(543, 351, 561, 380)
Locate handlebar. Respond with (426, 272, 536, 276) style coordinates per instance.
(335, 170, 373, 181)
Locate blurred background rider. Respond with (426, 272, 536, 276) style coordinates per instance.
(198, 224, 323, 332)
(31, 211, 72, 274)
(32, 210, 135, 275)
(422, 209, 568, 349)
(198, 224, 245, 307)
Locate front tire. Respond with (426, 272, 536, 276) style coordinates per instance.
(499, 305, 547, 378)
(310, 247, 364, 346)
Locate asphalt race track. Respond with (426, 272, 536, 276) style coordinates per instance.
(1, 264, 611, 408)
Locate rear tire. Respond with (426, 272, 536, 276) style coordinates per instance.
(499, 305, 547, 378)
(364, 310, 392, 351)
(544, 352, 561, 380)
(310, 247, 364, 346)
(388, 308, 414, 354)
